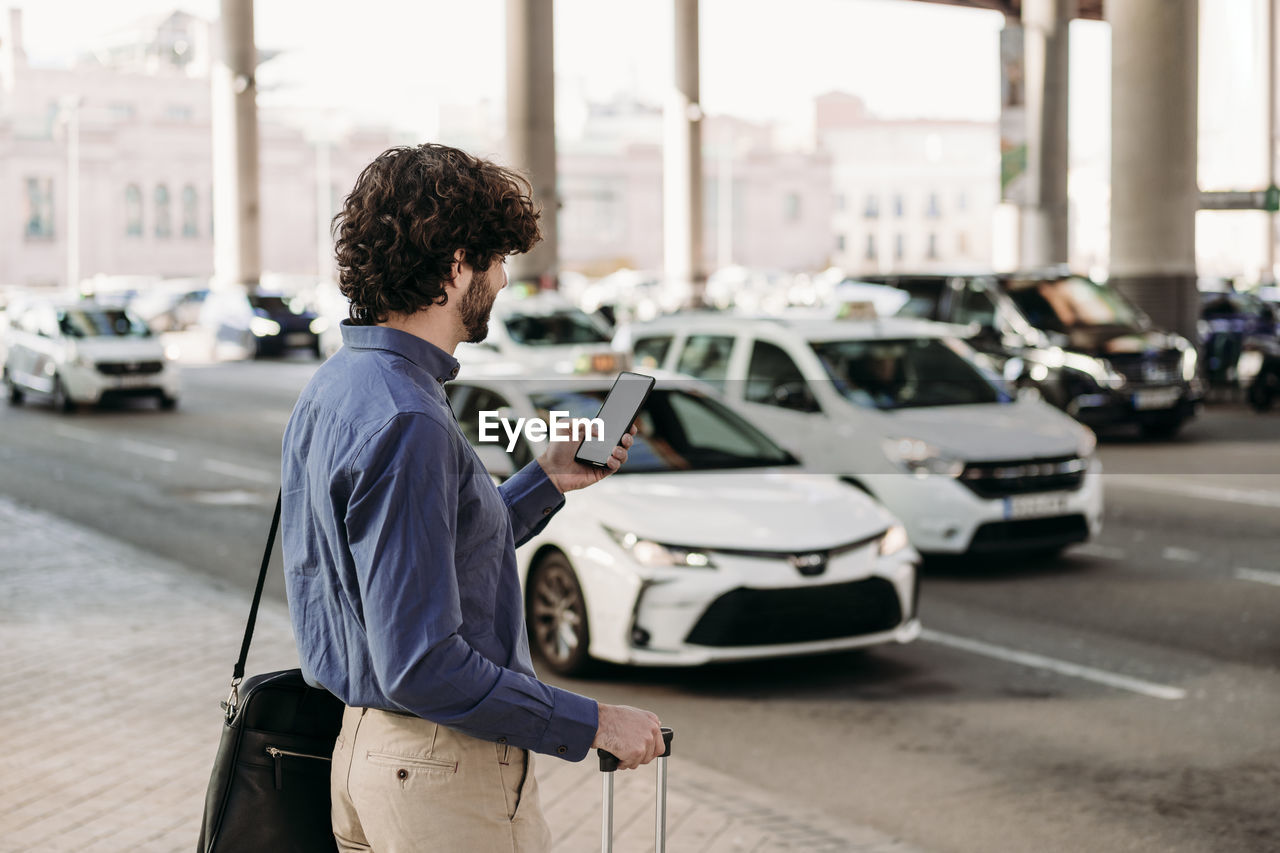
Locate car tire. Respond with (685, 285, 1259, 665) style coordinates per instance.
(1140, 418, 1183, 440)
(159, 395, 178, 411)
(51, 377, 77, 414)
(4, 370, 22, 406)
(526, 552, 593, 677)
(1249, 371, 1278, 412)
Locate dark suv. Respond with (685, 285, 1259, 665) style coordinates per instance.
(859, 271, 1204, 438)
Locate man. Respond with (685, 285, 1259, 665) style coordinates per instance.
(281, 144, 665, 852)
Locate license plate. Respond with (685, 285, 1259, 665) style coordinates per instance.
(1004, 493, 1070, 520)
(1132, 387, 1181, 410)
(285, 333, 314, 346)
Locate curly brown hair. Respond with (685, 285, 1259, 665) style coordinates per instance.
(332, 144, 541, 325)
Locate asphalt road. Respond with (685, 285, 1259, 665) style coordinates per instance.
(2, 360, 1278, 852)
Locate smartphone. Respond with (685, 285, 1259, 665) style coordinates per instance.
(574, 372, 656, 468)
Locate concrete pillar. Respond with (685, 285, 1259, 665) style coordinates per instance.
(506, 0, 558, 289)
(1020, 0, 1073, 267)
(212, 0, 261, 292)
(664, 0, 706, 307)
(1108, 0, 1199, 342)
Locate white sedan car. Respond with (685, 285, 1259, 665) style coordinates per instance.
(3, 299, 180, 412)
(615, 314, 1103, 556)
(447, 369, 921, 676)
(453, 288, 625, 374)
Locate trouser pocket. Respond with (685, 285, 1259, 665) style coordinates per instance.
(496, 742, 530, 822)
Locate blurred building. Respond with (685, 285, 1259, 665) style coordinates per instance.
(0, 8, 396, 292)
(815, 92, 998, 276)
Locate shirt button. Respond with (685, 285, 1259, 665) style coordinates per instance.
(542, 507, 552, 516)
(557, 745, 568, 755)
(449, 366, 459, 378)
(497, 737, 507, 744)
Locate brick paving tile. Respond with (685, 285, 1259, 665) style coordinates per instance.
(0, 496, 921, 852)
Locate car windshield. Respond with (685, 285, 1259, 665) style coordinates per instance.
(811, 337, 1004, 410)
(528, 387, 797, 472)
(58, 309, 150, 338)
(504, 310, 610, 346)
(1006, 276, 1143, 332)
(249, 295, 297, 315)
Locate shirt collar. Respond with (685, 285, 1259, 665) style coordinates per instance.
(340, 320, 461, 384)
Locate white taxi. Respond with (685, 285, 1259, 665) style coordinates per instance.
(453, 287, 626, 374)
(447, 368, 921, 676)
(3, 299, 180, 412)
(615, 313, 1103, 556)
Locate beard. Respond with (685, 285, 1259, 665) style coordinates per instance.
(458, 266, 500, 343)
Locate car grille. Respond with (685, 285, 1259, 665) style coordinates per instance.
(968, 515, 1090, 553)
(959, 455, 1087, 498)
(1108, 351, 1182, 385)
(97, 361, 164, 376)
(684, 577, 903, 647)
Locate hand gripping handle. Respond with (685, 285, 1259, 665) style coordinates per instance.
(598, 727, 673, 772)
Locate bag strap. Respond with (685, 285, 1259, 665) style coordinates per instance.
(223, 490, 282, 721)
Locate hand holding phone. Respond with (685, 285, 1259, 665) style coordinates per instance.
(574, 372, 655, 468)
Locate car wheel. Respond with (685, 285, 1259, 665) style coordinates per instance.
(4, 370, 23, 406)
(51, 377, 77, 414)
(1249, 371, 1278, 412)
(526, 552, 593, 677)
(1140, 418, 1183, 440)
(159, 395, 178, 411)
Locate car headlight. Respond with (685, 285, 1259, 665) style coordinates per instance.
(1181, 347, 1198, 381)
(309, 317, 330, 335)
(604, 526, 715, 568)
(1076, 428, 1097, 460)
(1061, 353, 1126, 390)
(879, 524, 910, 556)
(249, 317, 282, 337)
(881, 437, 964, 478)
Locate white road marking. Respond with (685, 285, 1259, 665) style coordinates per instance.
(52, 425, 100, 444)
(921, 629, 1186, 701)
(1072, 543, 1126, 560)
(202, 459, 278, 486)
(118, 439, 178, 463)
(1235, 568, 1280, 588)
(1106, 475, 1280, 509)
(1161, 547, 1201, 563)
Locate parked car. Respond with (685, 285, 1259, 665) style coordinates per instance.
(126, 279, 211, 333)
(860, 271, 1204, 438)
(2, 299, 180, 412)
(616, 314, 1102, 556)
(1198, 286, 1279, 386)
(198, 290, 322, 359)
(454, 288, 626, 374)
(446, 367, 921, 675)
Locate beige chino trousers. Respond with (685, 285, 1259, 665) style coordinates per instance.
(331, 706, 553, 852)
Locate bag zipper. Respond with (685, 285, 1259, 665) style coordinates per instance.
(265, 746, 332, 790)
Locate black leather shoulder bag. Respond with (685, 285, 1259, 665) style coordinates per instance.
(197, 493, 344, 853)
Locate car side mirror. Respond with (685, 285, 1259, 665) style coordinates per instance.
(474, 444, 515, 482)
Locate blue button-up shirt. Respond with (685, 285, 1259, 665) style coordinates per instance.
(281, 322, 599, 760)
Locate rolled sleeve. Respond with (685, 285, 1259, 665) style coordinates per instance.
(500, 461, 566, 546)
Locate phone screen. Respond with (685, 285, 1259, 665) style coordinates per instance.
(575, 372, 655, 467)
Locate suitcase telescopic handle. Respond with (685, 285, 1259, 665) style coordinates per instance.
(598, 727, 673, 772)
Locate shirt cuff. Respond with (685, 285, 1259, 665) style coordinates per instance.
(532, 688, 599, 762)
(502, 462, 566, 533)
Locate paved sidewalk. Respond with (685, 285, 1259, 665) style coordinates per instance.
(0, 497, 920, 853)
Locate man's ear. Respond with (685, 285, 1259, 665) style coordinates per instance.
(447, 249, 469, 291)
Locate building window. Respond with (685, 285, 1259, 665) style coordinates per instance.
(182, 185, 199, 238)
(957, 232, 970, 256)
(894, 233, 905, 260)
(926, 233, 939, 259)
(784, 192, 801, 223)
(125, 184, 143, 237)
(957, 191, 968, 212)
(865, 234, 877, 262)
(165, 104, 193, 122)
(836, 234, 846, 252)
(893, 194, 905, 218)
(927, 192, 941, 218)
(834, 193, 845, 211)
(109, 102, 137, 122)
(155, 184, 171, 238)
(864, 195, 879, 219)
(24, 177, 55, 240)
